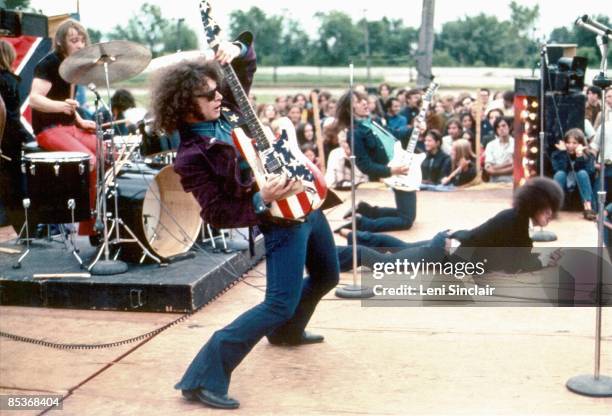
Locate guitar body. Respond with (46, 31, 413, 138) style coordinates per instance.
(383, 141, 426, 192)
(232, 117, 327, 220)
(198, 1, 327, 220)
(383, 81, 438, 192)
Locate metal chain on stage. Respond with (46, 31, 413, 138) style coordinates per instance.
(0, 272, 248, 350)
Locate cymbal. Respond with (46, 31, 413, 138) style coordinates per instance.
(59, 40, 152, 86)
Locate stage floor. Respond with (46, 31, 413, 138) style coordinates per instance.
(0, 233, 265, 312)
(1, 184, 610, 415)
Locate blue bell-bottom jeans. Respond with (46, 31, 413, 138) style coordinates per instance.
(336, 230, 448, 272)
(175, 209, 339, 395)
(355, 189, 416, 232)
(553, 170, 593, 206)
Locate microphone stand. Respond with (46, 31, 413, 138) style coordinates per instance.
(566, 32, 612, 398)
(531, 43, 557, 242)
(336, 62, 374, 299)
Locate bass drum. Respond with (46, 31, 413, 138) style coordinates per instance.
(114, 163, 202, 262)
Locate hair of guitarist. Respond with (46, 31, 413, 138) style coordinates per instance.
(335, 90, 367, 130)
(150, 58, 223, 133)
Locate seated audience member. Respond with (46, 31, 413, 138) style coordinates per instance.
(287, 104, 302, 127)
(274, 95, 288, 116)
(317, 90, 332, 119)
(474, 108, 501, 137)
(585, 85, 602, 126)
(337, 177, 565, 274)
(300, 142, 318, 166)
(481, 108, 503, 148)
(441, 139, 477, 187)
(583, 118, 596, 143)
(377, 83, 392, 110)
(385, 97, 409, 140)
(324, 132, 367, 190)
(458, 94, 474, 113)
(441, 118, 462, 154)
(293, 92, 308, 111)
(426, 104, 446, 133)
(478, 88, 490, 110)
(552, 128, 596, 220)
(440, 94, 455, 123)
(257, 103, 278, 125)
(395, 88, 407, 108)
(459, 111, 475, 137)
(322, 117, 339, 163)
(421, 129, 451, 186)
(484, 117, 514, 183)
(401, 88, 421, 126)
(501, 90, 515, 118)
(296, 122, 315, 147)
(322, 98, 337, 121)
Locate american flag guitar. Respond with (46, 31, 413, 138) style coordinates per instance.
(199, 0, 327, 220)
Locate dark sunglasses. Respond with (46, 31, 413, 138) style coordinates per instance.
(195, 87, 220, 101)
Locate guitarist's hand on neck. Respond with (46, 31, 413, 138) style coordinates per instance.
(214, 41, 242, 65)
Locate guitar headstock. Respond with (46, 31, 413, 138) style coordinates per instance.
(199, 0, 222, 50)
(422, 81, 439, 107)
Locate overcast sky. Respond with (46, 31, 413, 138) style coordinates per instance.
(30, 0, 610, 46)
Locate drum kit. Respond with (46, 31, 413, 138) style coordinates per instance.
(14, 40, 202, 274)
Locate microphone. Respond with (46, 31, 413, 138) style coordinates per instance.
(87, 83, 101, 100)
(575, 15, 612, 39)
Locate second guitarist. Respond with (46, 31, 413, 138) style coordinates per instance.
(336, 90, 418, 232)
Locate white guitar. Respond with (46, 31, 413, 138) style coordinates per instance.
(383, 81, 439, 192)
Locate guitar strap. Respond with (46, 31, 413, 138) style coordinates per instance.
(221, 106, 244, 128)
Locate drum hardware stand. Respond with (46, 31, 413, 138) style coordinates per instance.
(66, 199, 84, 267)
(13, 198, 31, 269)
(88, 70, 128, 275)
(205, 224, 233, 253)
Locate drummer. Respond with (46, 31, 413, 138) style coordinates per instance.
(28, 19, 97, 238)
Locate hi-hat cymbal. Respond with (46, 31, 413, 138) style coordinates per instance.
(59, 40, 152, 86)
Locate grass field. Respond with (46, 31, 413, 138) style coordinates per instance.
(110, 64, 531, 108)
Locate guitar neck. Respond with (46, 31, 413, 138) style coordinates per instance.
(220, 59, 270, 151)
(404, 106, 428, 155)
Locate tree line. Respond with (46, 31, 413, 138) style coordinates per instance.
(5, 0, 610, 68)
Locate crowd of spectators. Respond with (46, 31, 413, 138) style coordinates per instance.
(248, 82, 611, 222)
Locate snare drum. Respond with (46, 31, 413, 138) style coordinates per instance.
(114, 163, 201, 262)
(22, 152, 91, 223)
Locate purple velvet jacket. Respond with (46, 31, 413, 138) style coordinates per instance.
(173, 32, 262, 229)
